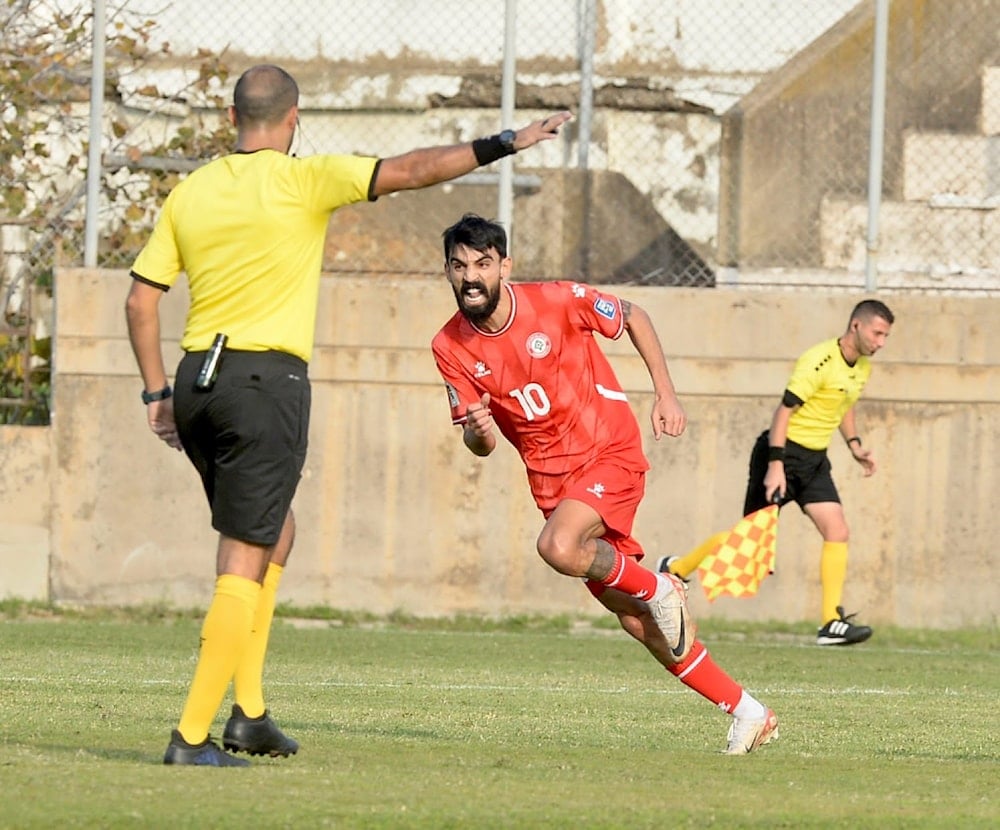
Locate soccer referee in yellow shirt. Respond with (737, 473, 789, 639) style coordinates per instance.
(746, 299, 894, 646)
(125, 64, 571, 766)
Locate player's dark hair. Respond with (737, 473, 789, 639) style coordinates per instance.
(233, 65, 299, 126)
(442, 213, 508, 261)
(850, 299, 894, 325)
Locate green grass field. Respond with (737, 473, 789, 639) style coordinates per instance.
(0, 604, 996, 829)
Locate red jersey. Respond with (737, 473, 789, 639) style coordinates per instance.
(432, 281, 649, 508)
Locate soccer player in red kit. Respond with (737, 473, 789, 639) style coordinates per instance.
(431, 213, 778, 754)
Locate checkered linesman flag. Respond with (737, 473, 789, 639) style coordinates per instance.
(696, 505, 779, 601)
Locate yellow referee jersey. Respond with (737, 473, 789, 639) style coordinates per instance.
(785, 337, 872, 450)
(131, 149, 378, 362)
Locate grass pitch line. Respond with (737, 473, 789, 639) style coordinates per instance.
(3, 676, 980, 700)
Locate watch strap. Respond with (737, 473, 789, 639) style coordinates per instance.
(141, 385, 173, 404)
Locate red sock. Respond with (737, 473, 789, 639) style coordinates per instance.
(667, 640, 744, 713)
(600, 550, 658, 601)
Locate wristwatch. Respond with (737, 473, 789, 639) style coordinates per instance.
(141, 385, 172, 404)
(498, 129, 517, 154)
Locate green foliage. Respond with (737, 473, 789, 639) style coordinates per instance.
(0, 1, 235, 424)
(1, 2, 98, 224)
(0, 332, 51, 424)
(0, 615, 996, 828)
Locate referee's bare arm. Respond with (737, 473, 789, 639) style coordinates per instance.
(125, 281, 170, 395)
(371, 111, 571, 197)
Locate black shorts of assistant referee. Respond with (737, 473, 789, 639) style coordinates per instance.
(743, 430, 841, 516)
(174, 349, 311, 546)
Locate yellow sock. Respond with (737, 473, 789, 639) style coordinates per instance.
(233, 562, 284, 719)
(820, 541, 849, 624)
(668, 531, 729, 578)
(177, 574, 261, 745)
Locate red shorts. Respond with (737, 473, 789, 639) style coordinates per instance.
(540, 460, 646, 561)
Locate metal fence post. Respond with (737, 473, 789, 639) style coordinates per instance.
(577, 0, 596, 171)
(865, 0, 890, 292)
(498, 0, 517, 252)
(83, 0, 106, 268)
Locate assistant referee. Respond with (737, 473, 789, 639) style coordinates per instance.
(745, 299, 894, 646)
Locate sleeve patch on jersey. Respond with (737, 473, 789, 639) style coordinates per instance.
(594, 297, 617, 320)
(445, 382, 460, 409)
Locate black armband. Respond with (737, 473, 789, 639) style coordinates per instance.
(472, 132, 516, 166)
(767, 446, 786, 463)
(846, 436, 862, 447)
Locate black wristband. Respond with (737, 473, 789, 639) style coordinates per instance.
(472, 134, 516, 166)
(141, 385, 172, 404)
(767, 445, 785, 463)
(847, 436, 862, 447)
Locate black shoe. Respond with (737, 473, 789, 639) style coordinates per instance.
(817, 606, 873, 646)
(223, 704, 299, 757)
(163, 729, 250, 767)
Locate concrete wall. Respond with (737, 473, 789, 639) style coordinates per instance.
(322, 169, 711, 285)
(0, 426, 50, 600)
(2, 268, 997, 629)
(718, 0, 1000, 270)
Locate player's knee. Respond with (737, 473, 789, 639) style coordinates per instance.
(535, 528, 582, 576)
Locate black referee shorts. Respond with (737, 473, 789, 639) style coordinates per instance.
(743, 430, 840, 516)
(173, 349, 311, 546)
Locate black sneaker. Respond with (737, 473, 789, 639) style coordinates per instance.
(816, 606, 873, 646)
(223, 704, 299, 757)
(163, 730, 250, 767)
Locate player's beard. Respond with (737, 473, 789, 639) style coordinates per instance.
(454, 281, 501, 325)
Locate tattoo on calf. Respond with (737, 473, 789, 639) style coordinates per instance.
(586, 539, 617, 581)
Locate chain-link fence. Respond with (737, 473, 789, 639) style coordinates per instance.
(720, 0, 1000, 292)
(2, 0, 999, 422)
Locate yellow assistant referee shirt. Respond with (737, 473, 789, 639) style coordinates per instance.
(785, 337, 872, 451)
(131, 149, 378, 362)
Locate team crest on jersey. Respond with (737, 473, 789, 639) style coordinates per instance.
(571, 283, 586, 298)
(594, 297, 617, 320)
(445, 382, 460, 409)
(525, 332, 552, 358)
(474, 360, 492, 378)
